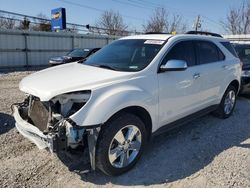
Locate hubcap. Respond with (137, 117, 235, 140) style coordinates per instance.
(108, 125, 142, 168)
(224, 90, 236, 115)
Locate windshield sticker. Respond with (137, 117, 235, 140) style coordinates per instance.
(129, 66, 138, 69)
(144, 40, 165, 45)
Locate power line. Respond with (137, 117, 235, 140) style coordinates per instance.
(131, 0, 162, 8)
(57, 0, 145, 21)
(112, 0, 153, 11)
(0, 9, 143, 35)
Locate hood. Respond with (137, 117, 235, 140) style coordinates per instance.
(19, 63, 134, 101)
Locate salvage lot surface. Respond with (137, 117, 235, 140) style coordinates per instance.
(0, 71, 249, 188)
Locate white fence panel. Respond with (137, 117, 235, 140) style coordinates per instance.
(0, 29, 119, 69)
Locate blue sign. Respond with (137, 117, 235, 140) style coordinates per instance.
(51, 8, 66, 31)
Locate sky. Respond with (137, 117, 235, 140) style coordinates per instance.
(0, 0, 245, 34)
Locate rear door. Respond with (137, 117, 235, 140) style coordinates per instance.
(194, 40, 227, 107)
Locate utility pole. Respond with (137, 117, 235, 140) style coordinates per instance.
(194, 15, 202, 31)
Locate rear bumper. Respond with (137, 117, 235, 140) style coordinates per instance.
(240, 77, 250, 94)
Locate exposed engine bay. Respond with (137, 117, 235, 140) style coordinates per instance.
(14, 91, 101, 170)
(18, 91, 91, 151)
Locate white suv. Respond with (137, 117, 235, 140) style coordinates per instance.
(12, 31, 241, 176)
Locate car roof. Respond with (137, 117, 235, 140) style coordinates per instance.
(120, 34, 228, 42)
(120, 34, 173, 41)
(73, 48, 100, 50)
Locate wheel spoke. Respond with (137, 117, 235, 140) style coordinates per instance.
(129, 140, 141, 151)
(114, 131, 126, 145)
(224, 90, 235, 115)
(120, 151, 129, 167)
(229, 91, 232, 99)
(109, 147, 123, 163)
(126, 127, 138, 141)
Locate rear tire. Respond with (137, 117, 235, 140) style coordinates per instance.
(213, 85, 237, 119)
(96, 113, 147, 176)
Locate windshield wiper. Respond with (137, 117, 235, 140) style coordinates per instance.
(92, 64, 117, 71)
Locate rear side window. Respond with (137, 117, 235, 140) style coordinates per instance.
(221, 42, 238, 57)
(163, 41, 196, 66)
(195, 41, 225, 65)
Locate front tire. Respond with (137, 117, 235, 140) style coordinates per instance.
(213, 85, 237, 119)
(96, 113, 147, 176)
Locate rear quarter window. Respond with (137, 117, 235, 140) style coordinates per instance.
(221, 42, 238, 57)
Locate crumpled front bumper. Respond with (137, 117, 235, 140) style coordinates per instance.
(12, 103, 101, 170)
(12, 104, 54, 150)
(12, 105, 51, 149)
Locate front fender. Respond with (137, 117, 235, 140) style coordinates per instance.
(70, 83, 158, 128)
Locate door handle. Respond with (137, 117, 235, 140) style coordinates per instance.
(193, 73, 201, 79)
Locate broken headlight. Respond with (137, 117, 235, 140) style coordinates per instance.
(51, 90, 91, 117)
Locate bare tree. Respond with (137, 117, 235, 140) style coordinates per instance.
(143, 8, 167, 33)
(0, 14, 16, 29)
(143, 8, 187, 33)
(17, 17, 30, 30)
(168, 14, 187, 33)
(32, 13, 51, 32)
(222, 1, 249, 34)
(94, 10, 128, 36)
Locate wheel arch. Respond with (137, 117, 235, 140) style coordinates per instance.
(104, 106, 153, 140)
(229, 79, 240, 94)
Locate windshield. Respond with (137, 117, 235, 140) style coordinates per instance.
(84, 39, 165, 72)
(67, 49, 90, 57)
(234, 45, 250, 64)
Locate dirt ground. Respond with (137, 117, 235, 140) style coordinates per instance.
(0, 71, 249, 188)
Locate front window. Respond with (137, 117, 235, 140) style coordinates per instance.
(84, 39, 165, 72)
(67, 49, 90, 58)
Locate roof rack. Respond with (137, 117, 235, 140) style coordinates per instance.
(145, 32, 171, 35)
(186, 31, 223, 38)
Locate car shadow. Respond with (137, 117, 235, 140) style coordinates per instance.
(0, 113, 15, 135)
(56, 97, 250, 186)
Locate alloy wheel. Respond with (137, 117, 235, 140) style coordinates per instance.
(108, 125, 142, 168)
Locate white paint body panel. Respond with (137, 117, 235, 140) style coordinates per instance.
(19, 34, 241, 133)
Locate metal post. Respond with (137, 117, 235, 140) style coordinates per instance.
(23, 32, 29, 68)
(71, 35, 75, 49)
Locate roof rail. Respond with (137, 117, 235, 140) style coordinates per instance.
(186, 31, 223, 38)
(145, 32, 171, 35)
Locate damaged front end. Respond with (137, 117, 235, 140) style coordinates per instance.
(12, 91, 100, 170)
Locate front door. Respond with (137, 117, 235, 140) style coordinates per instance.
(157, 40, 203, 127)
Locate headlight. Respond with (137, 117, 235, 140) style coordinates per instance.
(242, 70, 250, 77)
(51, 90, 91, 117)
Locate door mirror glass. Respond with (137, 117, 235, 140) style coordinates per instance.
(160, 59, 188, 72)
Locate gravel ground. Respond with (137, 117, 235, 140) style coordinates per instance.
(0, 71, 249, 188)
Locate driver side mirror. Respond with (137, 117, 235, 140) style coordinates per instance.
(160, 59, 188, 72)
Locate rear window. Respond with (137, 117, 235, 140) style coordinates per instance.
(221, 42, 238, 57)
(195, 41, 225, 65)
